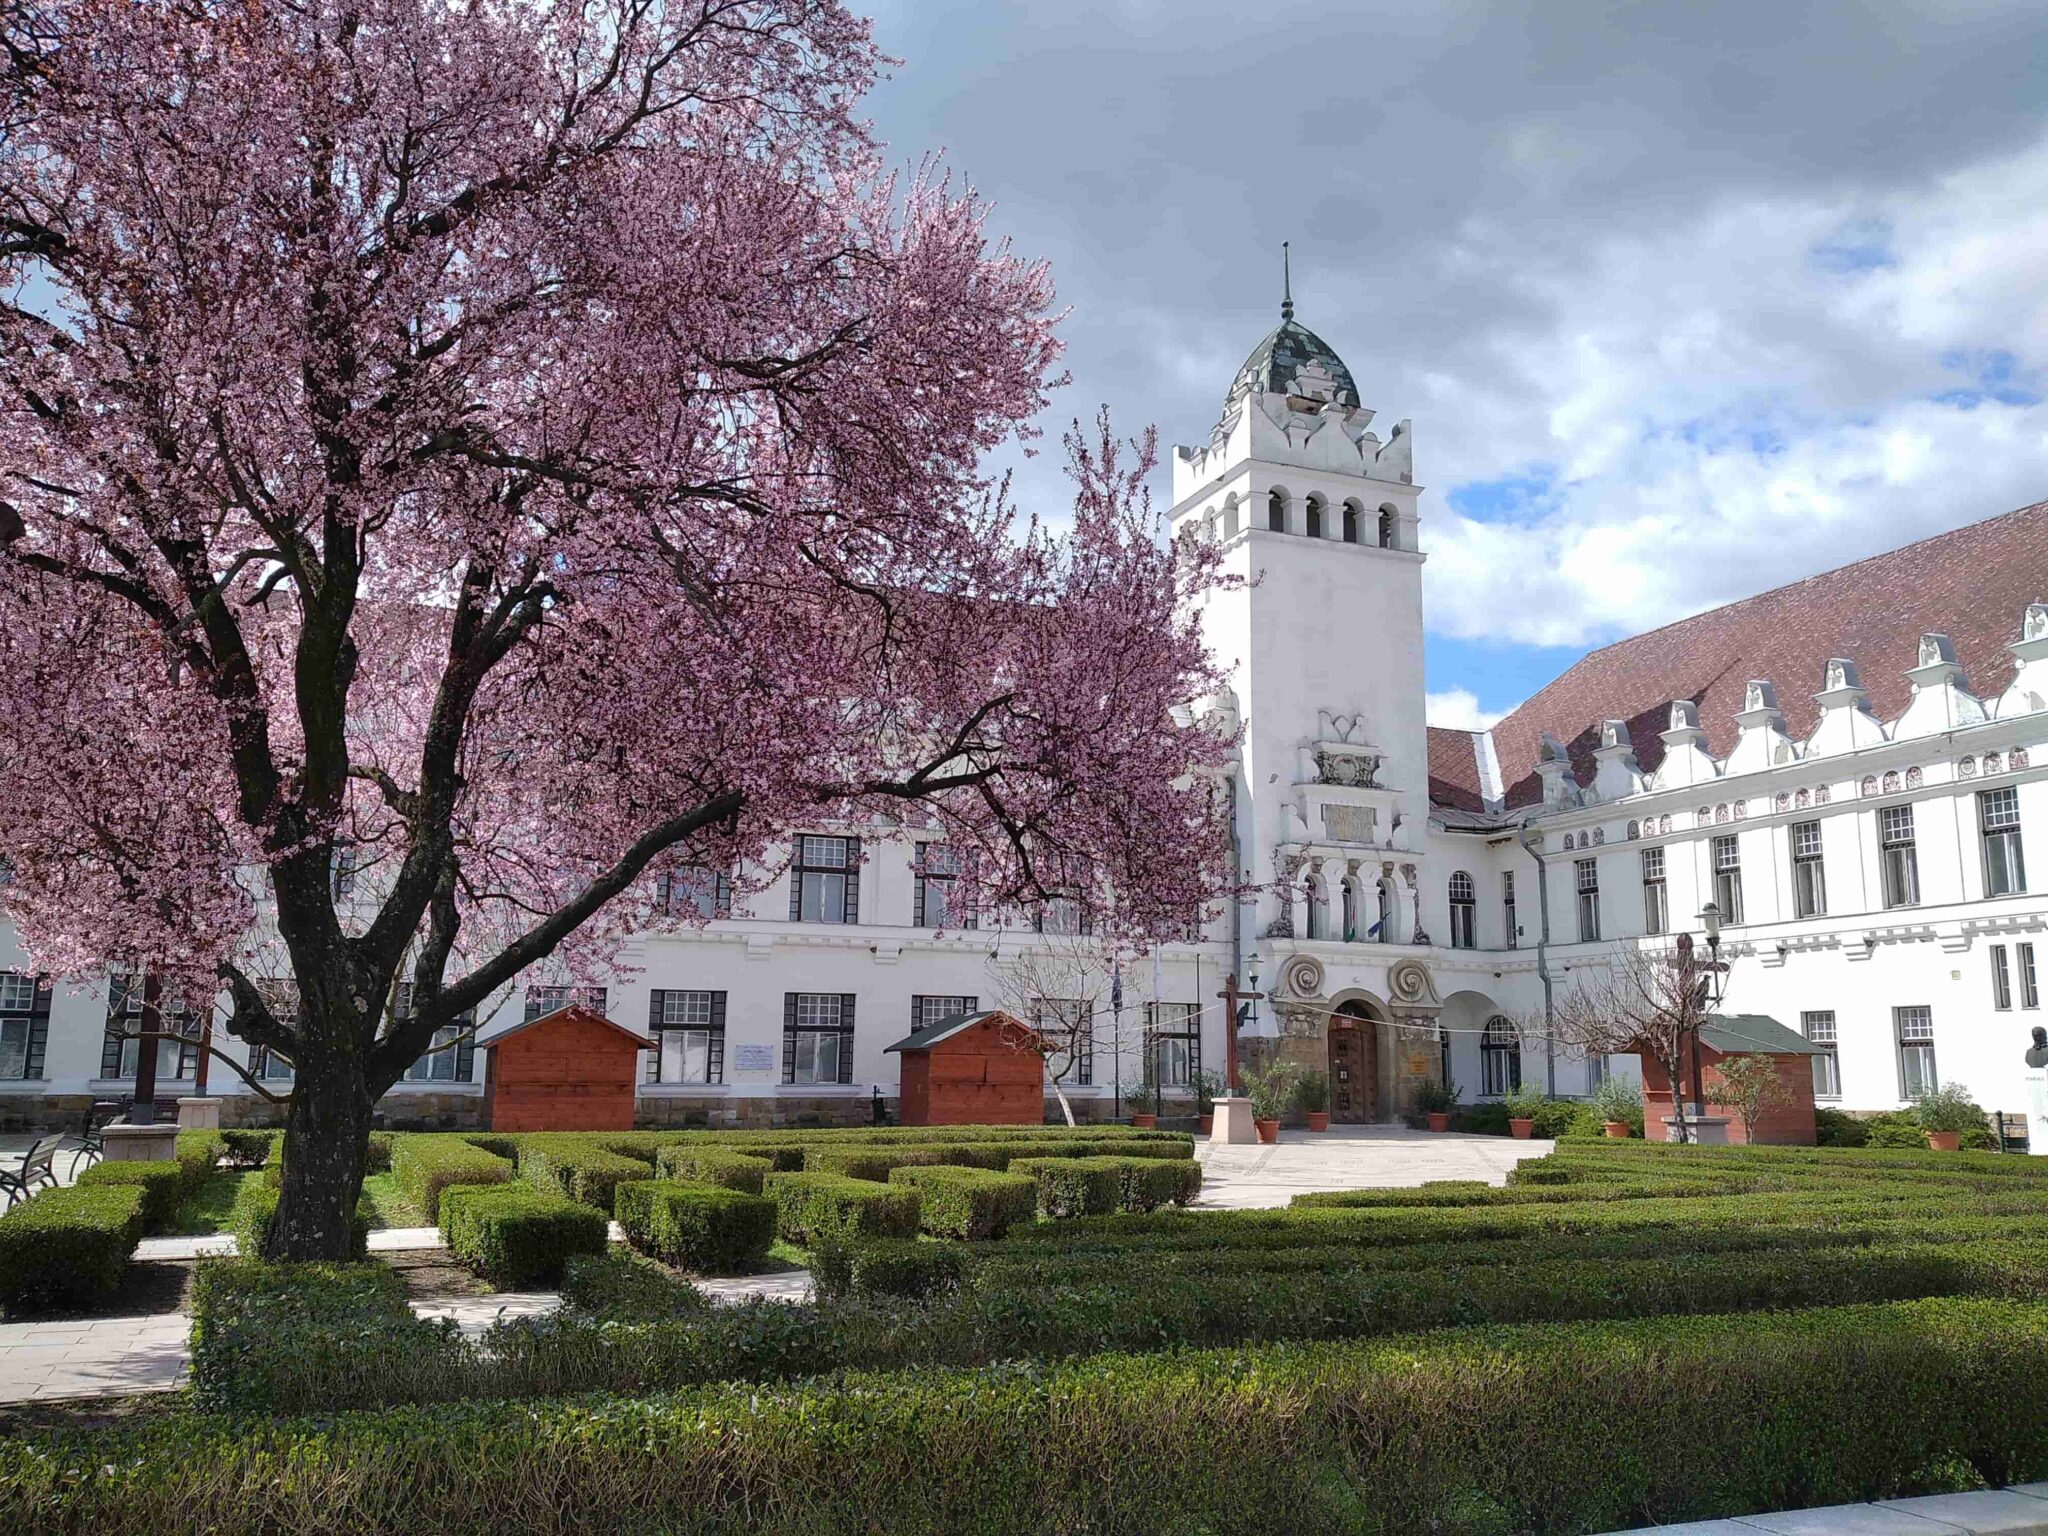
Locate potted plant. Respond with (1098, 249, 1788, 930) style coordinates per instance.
(1914, 1081, 1984, 1152)
(1592, 1074, 1643, 1139)
(1502, 1080, 1546, 1139)
(1295, 1069, 1332, 1132)
(1244, 1063, 1299, 1144)
(1415, 1079, 1461, 1132)
(1193, 1071, 1220, 1135)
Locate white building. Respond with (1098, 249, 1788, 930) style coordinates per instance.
(3, 291, 2045, 1131)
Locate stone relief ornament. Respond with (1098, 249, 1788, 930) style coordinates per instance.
(1318, 710, 1370, 745)
(1280, 954, 1325, 1000)
(1314, 746, 1382, 788)
(1386, 958, 1442, 1010)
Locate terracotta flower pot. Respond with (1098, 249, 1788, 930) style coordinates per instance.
(1426, 1111, 1451, 1132)
(1254, 1118, 1280, 1144)
(1509, 1117, 1536, 1140)
(1604, 1120, 1631, 1139)
(1130, 1113, 1157, 1130)
(1306, 1111, 1330, 1132)
(1926, 1130, 1961, 1152)
(1197, 1114, 1214, 1135)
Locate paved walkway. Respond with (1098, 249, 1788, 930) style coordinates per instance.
(1598, 1485, 2048, 1534)
(1193, 1123, 1552, 1208)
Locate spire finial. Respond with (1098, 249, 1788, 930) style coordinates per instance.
(1280, 241, 1294, 322)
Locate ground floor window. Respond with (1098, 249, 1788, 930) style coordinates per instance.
(911, 994, 979, 1033)
(1143, 1001, 1200, 1089)
(784, 992, 854, 1085)
(1802, 1010, 1840, 1099)
(1033, 997, 1094, 1086)
(1480, 1015, 1522, 1097)
(0, 971, 49, 1081)
(524, 984, 609, 1022)
(1895, 1006, 1936, 1099)
(649, 989, 726, 1085)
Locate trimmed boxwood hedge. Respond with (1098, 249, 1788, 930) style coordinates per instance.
(515, 1137, 653, 1213)
(75, 1157, 195, 1233)
(765, 1172, 921, 1245)
(802, 1145, 979, 1182)
(1008, 1155, 1197, 1218)
(227, 1178, 372, 1261)
(0, 1184, 147, 1312)
(812, 1238, 971, 1301)
(560, 1251, 706, 1321)
(440, 1183, 608, 1287)
(652, 1147, 775, 1194)
(886, 1165, 1038, 1239)
(15, 1297, 2048, 1535)
(635, 1183, 777, 1273)
(392, 1134, 515, 1221)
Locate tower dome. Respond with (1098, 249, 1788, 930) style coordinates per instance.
(1224, 244, 1359, 411)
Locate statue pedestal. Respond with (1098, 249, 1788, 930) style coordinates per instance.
(2024, 1067, 2048, 1156)
(176, 1097, 223, 1130)
(101, 1121, 182, 1163)
(1208, 1095, 1259, 1145)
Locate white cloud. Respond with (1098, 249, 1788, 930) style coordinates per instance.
(1425, 688, 1511, 731)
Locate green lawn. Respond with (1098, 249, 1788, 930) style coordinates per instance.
(165, 1169, 258, 1236)
(359, 1171, 425, 1230)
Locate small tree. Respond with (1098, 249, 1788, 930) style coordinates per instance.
(982, 935, 1147, 1127)
(1711, 1053, 1791, 1144)
(1550, 946, 1715, 1144)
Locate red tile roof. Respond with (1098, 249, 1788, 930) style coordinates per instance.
(1477, 498, 2048, 809)
(1426, 726, 1487, 812)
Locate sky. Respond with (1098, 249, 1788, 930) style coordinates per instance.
(856, 0, 2048, 730)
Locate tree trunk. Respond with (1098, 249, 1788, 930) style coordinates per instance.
(268, 1048, 376, 1262)
(1049, 1078, 1077, 1127)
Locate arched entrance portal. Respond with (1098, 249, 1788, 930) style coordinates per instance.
(1329, 1001, 1383, 1123)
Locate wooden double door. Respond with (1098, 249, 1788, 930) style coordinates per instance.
(1329, 1015, 1377, 1123)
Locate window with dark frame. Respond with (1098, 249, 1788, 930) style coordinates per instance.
(1033, 997, 1093, 1086)
(1503, 870, 1517, 950)
(2022, 942, 2041, 1010)
(1639, 846, 1667, 935)
(911, 994, 979, 1033)
(1033, 855, 1095, 937)
(523, 984, 609, 1022)
(1881, 805, 1920, 909)
(1448, 871, 1477, 949)
(784, 992, 855, 1085)
(647, 989, 726, 1085)
(789, 835, 860, 924)
(1981, 787, 2027, 897)
(1575, 857, 1600, 943)
(657, 865, 732, 920)
(1305, 495, 1324, 539)
(913, 844, 976, 930)
(392, 982, 477, 1084)
(1712, 834, 1744, 924)
(1895, 1005, 1936, 1098)
(0, 970, 50, 1082)
(100, 975, 201, 1083)
(1791, 820, 1827, 919)
(1480, 1015, 1522, 1096)
(1802, 1010, 1840, 1099)
(1992, 945, 2014, 1011)
(330, 844, 360, 900)
(1144, 1001, 1201, 1089)
(250, 981, 298, 1082)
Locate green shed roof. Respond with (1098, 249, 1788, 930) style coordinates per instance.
(1698, 1014, 1826, 1056)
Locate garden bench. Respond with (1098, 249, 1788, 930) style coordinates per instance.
(0, 1135, 60, 1209)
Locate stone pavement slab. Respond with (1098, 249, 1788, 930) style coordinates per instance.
(1883, 1492, 2048, 1534)
(1740, 1506, 1973, 1534)
(1193, 1124, 1551, 1208)
(1598, 1489, 2048, 1535)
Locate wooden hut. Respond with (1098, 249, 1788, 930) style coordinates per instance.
(1638, 1013, 1823, 1145)
(480, 1004, 651, 1132)
(886, 1009, 1046, 1126)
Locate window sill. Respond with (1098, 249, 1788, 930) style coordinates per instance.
(387, 1081, 482, 1094)
(0, 1079, 51, 1092)
(641, 1083, 733, 1095)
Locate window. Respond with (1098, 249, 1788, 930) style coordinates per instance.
(790, 835, 860, 924)
(784, 993, 853, 1085)
(1222, 501, 1240, 538)
(1034, 997, 1093, 1086)
(1480, 1016, 1522, 1097)
(1880, 806, 1920, 908)
(1791, 821, 1827, 918)
(1340, 876, 1358, 943)
(1342, 501, 1361, 544)
(1033, 856, 1095, 937)
(1639, 847, 1667, 935)
(1981, 787, 2027, 896)
(1375, 877, 1399, 944)
(912, 994, 979, 1032)
(0, 970, 48, 1082)
(1306, 876, 1331, 941)
(1895, 1006, 1936, 1098)
(914, 844, 975, 929)
(1803, 1011, 1840, 1099)
(1305, 495, 1324, 539)
(329, 844, 360, 900)
(1267, 490, 1285, 532)
(1575, 857, 1600, 943)
(390, 983, 476, 1083)
(1712, 834, 1743, 924)
(657, 865, 731, 920)
(1503, 870, 1517, 950)
(1378, 506, 1395, 548)
(1993, 945, 2015, 1011)
(523, 984, 608, 1022)
(1144, 1001, 1201, 1089)
(2022, 943, 2041, 1010)
(1447, 871, 1477, 949)
(101, 976, 201, 1082)
(648, 989, 726, 1084)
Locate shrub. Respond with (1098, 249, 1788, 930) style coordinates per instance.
(1592, 1074, 1644, 1134)
(515, 1137, 652, 1213)
(1293, 1070, 1330, 1116)
(189, 1259, 466, 1413)
(1008, 1156, 1122, 1218)
(0, 1185, 147, 1311)
(1916, 1082, 1990, 1137)
(1869, 1115, 1934, 1149)
(887, 1165, 1038, 1239)
(1502, 1080, 1548, 1120)
(175, 1129, 225, 1189)
(802, 1145, 975, 1182)
(1243, 1062, 1305, 1122)
(765, 1172, 921, 1245)
(227, 1179, 371, 1261)
(440, 1184, 608, 1287)
(653, 1147, 775, 1194)
(365, 1131, 395, 1174)
(1815, 1107, 1871, 1148)
(1415, 1079, 1463, 1115)
(218, 1128, 279, 1168)
(812, 1238, 971, 1301)
(640, 1184, 777, 1273)
(391, 1134, 515, 1221)
(74, 1158, 190, 1232)
(560, 1251, 705, 1322)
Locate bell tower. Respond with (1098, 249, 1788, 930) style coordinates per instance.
(1174, 252, 1429, 953)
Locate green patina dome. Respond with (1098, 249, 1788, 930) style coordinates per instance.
(1228, 315, 1360, 410)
